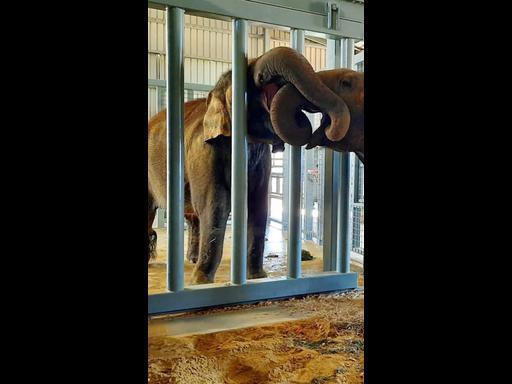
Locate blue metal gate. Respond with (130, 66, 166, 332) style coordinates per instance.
(148, 0, 364, 315)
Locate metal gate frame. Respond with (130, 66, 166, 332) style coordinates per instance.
(148, 0, 364, 315)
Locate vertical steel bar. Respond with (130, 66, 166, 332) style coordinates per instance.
(323, 38, 342, 271)
(166, 7, 185, 292)
(322, 148, 335, 270)
(263, 27, 271, 53)
(157, 208, 166, 228)
(336, 38, 354, 274)
(341, 38, 347, 67)
(336, 153, 352, 273)
(303, 146, 314, 241)
(346, 38, 354, 69)
(287, 29, 304, 279)
(155, 86, 159, 114)
(263, 27, 273, 228)
(231, 19, 248, 285)
(282, 144, 290, 230)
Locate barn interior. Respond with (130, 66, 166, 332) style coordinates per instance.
(147, 1, 364, 383)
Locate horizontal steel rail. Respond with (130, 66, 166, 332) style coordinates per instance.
(149, 272, 358, 314)
(148, 0, 363, 39)
(148, 79, 213, 92)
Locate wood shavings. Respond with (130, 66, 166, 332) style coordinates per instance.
(149, 292, 364, 383)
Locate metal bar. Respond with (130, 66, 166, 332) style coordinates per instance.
(336, 153, 352, 273)
(148, 79, 166, 87)
(263, 27, 271, 52)
(149, 272, 358, 314)
(348, 152, 356, 230)
(303, 145, 315, 241)
(354, 51, 364, 65)
(166, 7, 185, 292)
(155, 86, 159, 114)
(346, 38, 354, 69)
(282, 146, 289, 230)
(333, 38, 346, 273)
(231, 19, 248, 285)
(185, 89, 194, 102)
(266, 61, 272, 228)
(335, 38, 354, 274)
(341, 38, 347, 67)
(323, 38, 343, 271)
(353, 156, 360, 203)
(337, 153, 352, 273)
(148, 79, 213, 93)
(151, 0, 365, 21)
(287, 29, 304, 279)
(322, 149, 338, 270)
(148, 0, 364, 39)
(157, 208, 166, 228)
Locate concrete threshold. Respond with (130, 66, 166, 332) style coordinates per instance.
(148, 305, 310, 338)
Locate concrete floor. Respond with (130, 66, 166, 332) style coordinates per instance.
(148, 222, 364, 293)
(149, 304, 311, 338)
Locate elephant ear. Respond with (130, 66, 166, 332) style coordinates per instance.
(203, 87, 232, 142)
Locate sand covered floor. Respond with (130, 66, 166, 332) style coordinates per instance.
(149, 227, 364, 293)
(148, 291, 364, 384)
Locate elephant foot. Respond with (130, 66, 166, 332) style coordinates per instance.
(190, 269, 213, 285)
(148, 249, 158, 262)
(148, 230, 158, 262)
(301, 249, 314, 261)
(248, 269, 268, 279)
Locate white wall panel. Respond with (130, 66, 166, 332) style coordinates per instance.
(148, 9, 328, 115)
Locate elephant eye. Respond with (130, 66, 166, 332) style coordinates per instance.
(341, 79, 352, 89)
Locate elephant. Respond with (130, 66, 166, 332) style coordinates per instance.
(267, 68, 364, 163)
(148, 46, 364, 285)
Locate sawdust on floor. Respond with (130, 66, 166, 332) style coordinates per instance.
(148, 291, 364, 384)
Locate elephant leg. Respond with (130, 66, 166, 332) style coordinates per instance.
(148, 195, 158, 263)
(190, 188, 230, 284)
(185, 214, 200, 263)
(247, 171, 270, 279)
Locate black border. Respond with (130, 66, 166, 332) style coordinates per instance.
(9, 1, 494, 382)
(11, 3, 149, 382)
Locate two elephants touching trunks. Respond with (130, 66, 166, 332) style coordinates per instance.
(148, 47, 364, 285)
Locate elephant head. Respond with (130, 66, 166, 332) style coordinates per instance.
(271, 68, 364, 163)
(202, 46, 362, 155)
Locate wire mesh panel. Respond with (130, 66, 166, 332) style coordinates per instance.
(352, 204, 364, 255)
(354, 157, 364, 203)
(350, 54, 364, 256)
(352, 155, 364, 255)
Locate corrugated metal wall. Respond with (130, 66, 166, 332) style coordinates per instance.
(148, 9, 327, 116)
(148, 9, 166, 80)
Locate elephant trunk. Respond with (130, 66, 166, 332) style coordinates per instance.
(252, 47, 350, 145)
(269, 84, 318, 146)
